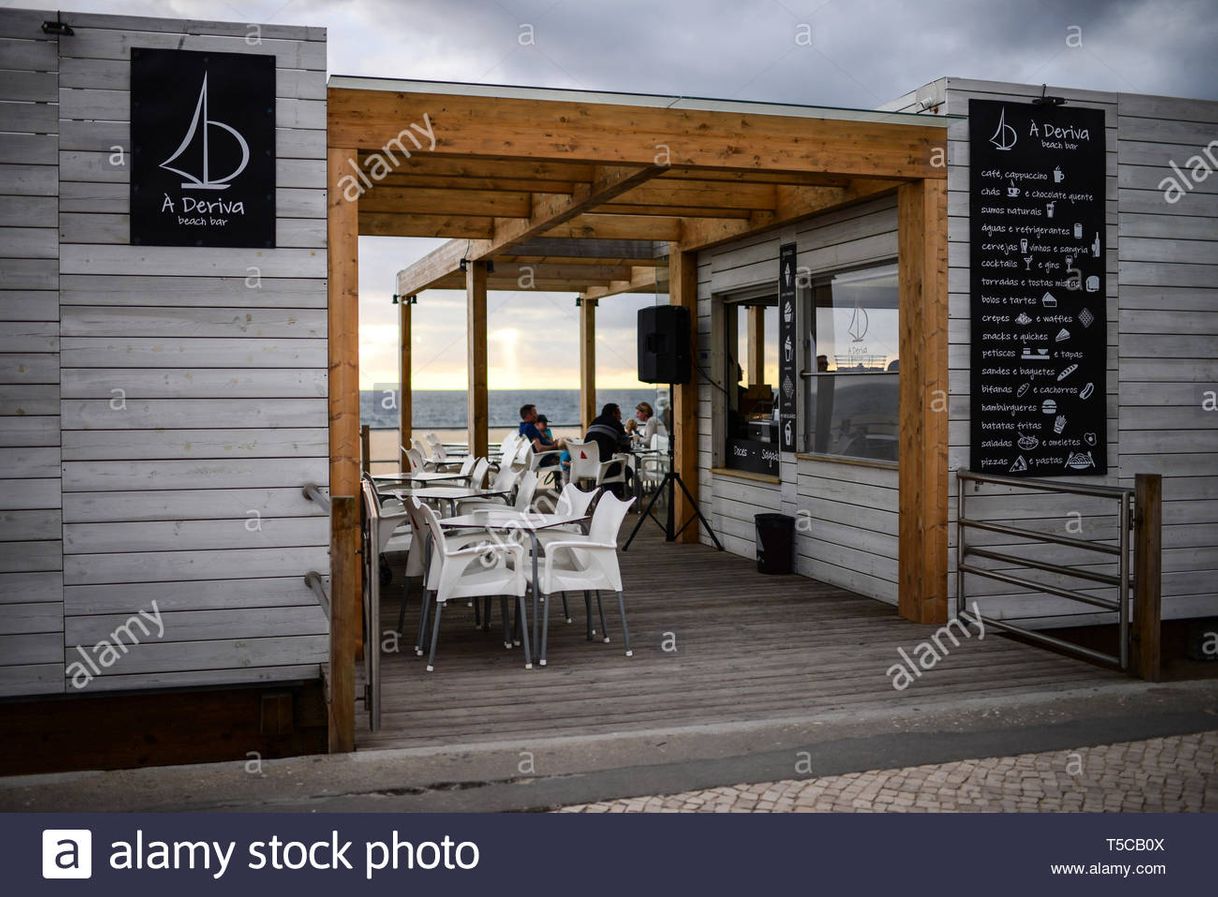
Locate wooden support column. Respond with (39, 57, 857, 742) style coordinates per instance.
(579, 297, 597, 430)
(1133, 473, 1162, 681)
(326, 146, 360, 752)
(897, 178, 948, 625)
(398, 297, 412, 469)
(327, 496, 358, 753)
(466, 260, 489, 458)
(669, 245, 700, 544)
(746, 305, 765, 386)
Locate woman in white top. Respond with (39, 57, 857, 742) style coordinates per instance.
(626, 401, 660, 443)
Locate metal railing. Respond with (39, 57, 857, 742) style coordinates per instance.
(304, 571, 330, 616)
(956, 470, 1133, 671)
(302, 482, 331, 513)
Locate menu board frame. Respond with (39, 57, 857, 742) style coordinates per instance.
(778, 243, 798, 453)
(968, 98, 1108, 477)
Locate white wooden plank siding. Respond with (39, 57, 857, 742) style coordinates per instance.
(696, 197, 901, 603)
(1115, 90, 1218, 622)
(0, 11, 64, 695)
(933, 78, 1218, 627)
(0, 8, 329, 697)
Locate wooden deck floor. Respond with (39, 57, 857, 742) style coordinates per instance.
(362, 527, 1123, 751)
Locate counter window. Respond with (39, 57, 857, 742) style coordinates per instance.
(803, 263, 900, 462)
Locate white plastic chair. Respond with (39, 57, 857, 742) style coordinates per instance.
(566, 439, 627, 491)
(534, 492, 635, 666)
(555, 481, 598, 518)
(452, 464, 520, 515)
(638, 434, 670, 496)
(415, 498, 531, 671)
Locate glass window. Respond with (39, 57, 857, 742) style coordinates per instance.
(723, 296, 780, 475)
(803, 263, 900, 462)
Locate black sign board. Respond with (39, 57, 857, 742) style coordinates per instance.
(778, 243, 798, 452)
(130, 48, 276, 248)
(968, 99, 1107, 476)
(726, 438, 780, 476)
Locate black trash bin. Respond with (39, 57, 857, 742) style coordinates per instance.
(755, 513, 795, 575)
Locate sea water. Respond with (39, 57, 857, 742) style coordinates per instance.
(360, 388, 668, 430)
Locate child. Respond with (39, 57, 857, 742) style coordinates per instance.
(538, 414, 570, 487)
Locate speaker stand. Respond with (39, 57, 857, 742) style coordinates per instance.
(623, 384, 723, 552)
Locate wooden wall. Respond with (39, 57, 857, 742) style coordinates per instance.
(0, 8, 330, 698)
(0, 12, 63, 696)
(889, 77, 1218, 627)
(1115, 91, 1218, 620)
(695, 196, 901, 604)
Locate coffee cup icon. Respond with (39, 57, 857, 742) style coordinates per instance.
(1008, 183, 1021, 198)
(1053, 166, 1065, 183)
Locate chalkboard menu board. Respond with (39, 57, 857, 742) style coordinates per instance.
(131, 48, 276, 248)
(778, 243, 798, 452)
(968, 99, 1107, 476)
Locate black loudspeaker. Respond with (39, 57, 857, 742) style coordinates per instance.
(637, 305, 691, 384)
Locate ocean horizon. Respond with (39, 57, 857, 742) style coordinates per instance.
(361, 388, 668, 430)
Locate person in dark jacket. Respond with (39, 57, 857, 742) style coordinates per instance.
(583, 403, 633, 496)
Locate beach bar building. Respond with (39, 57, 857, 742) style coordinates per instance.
(1, 7, 1215, 772)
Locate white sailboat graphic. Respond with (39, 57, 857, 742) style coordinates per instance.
(160, 73, 250, 190)
(848, 302, 869, 343)
(989, 107, 1017, 151)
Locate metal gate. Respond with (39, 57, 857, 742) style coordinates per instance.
(955, 470, 1160, 673)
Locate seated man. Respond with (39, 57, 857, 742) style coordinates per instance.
(518, 403, 562, 483)
(583, 403, 633, 496)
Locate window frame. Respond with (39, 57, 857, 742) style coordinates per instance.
(799, 259, 901, 465)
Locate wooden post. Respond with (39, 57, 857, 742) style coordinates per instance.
(896, 179, 948, 625)
(1133, 473, 1162, 681)
(327, 146, 360, 752)
(398, 296, 412, 470)
(746, 305, 765, 386)
(327, 496, 358, 753)
(360, 425, 371, 474)
(669, 245, 700, 544)
(466, 260, 489, 459)
(579, 297, 597, 431)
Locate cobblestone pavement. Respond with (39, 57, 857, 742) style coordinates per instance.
(558, 731, 1218, 813)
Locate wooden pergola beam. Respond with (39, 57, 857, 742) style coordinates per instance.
(361, 185, 532, 217)
(897, 178, 948, 625)
(396, 240, 468, 297)
(668, 246, 700, 545)
(579, 298, 596, 431)
(465, 164, 668, 261)
(466, 260, 489, 459)
(328, 88, 947, 180)
(361, 212, 493, 239)
(547, 213, 683, 241)
(398, 296, 412, 469)
(326, 146, 360, 753)
(678, 179, 899, 252)
(581, 266, 658, 300)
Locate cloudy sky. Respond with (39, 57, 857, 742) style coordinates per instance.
(40, 0, 1218, 388)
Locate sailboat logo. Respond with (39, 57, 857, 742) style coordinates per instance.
(160, 72, 250, 190)
(848, 302, 869, 343)
(989, 107, 1017, 152)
